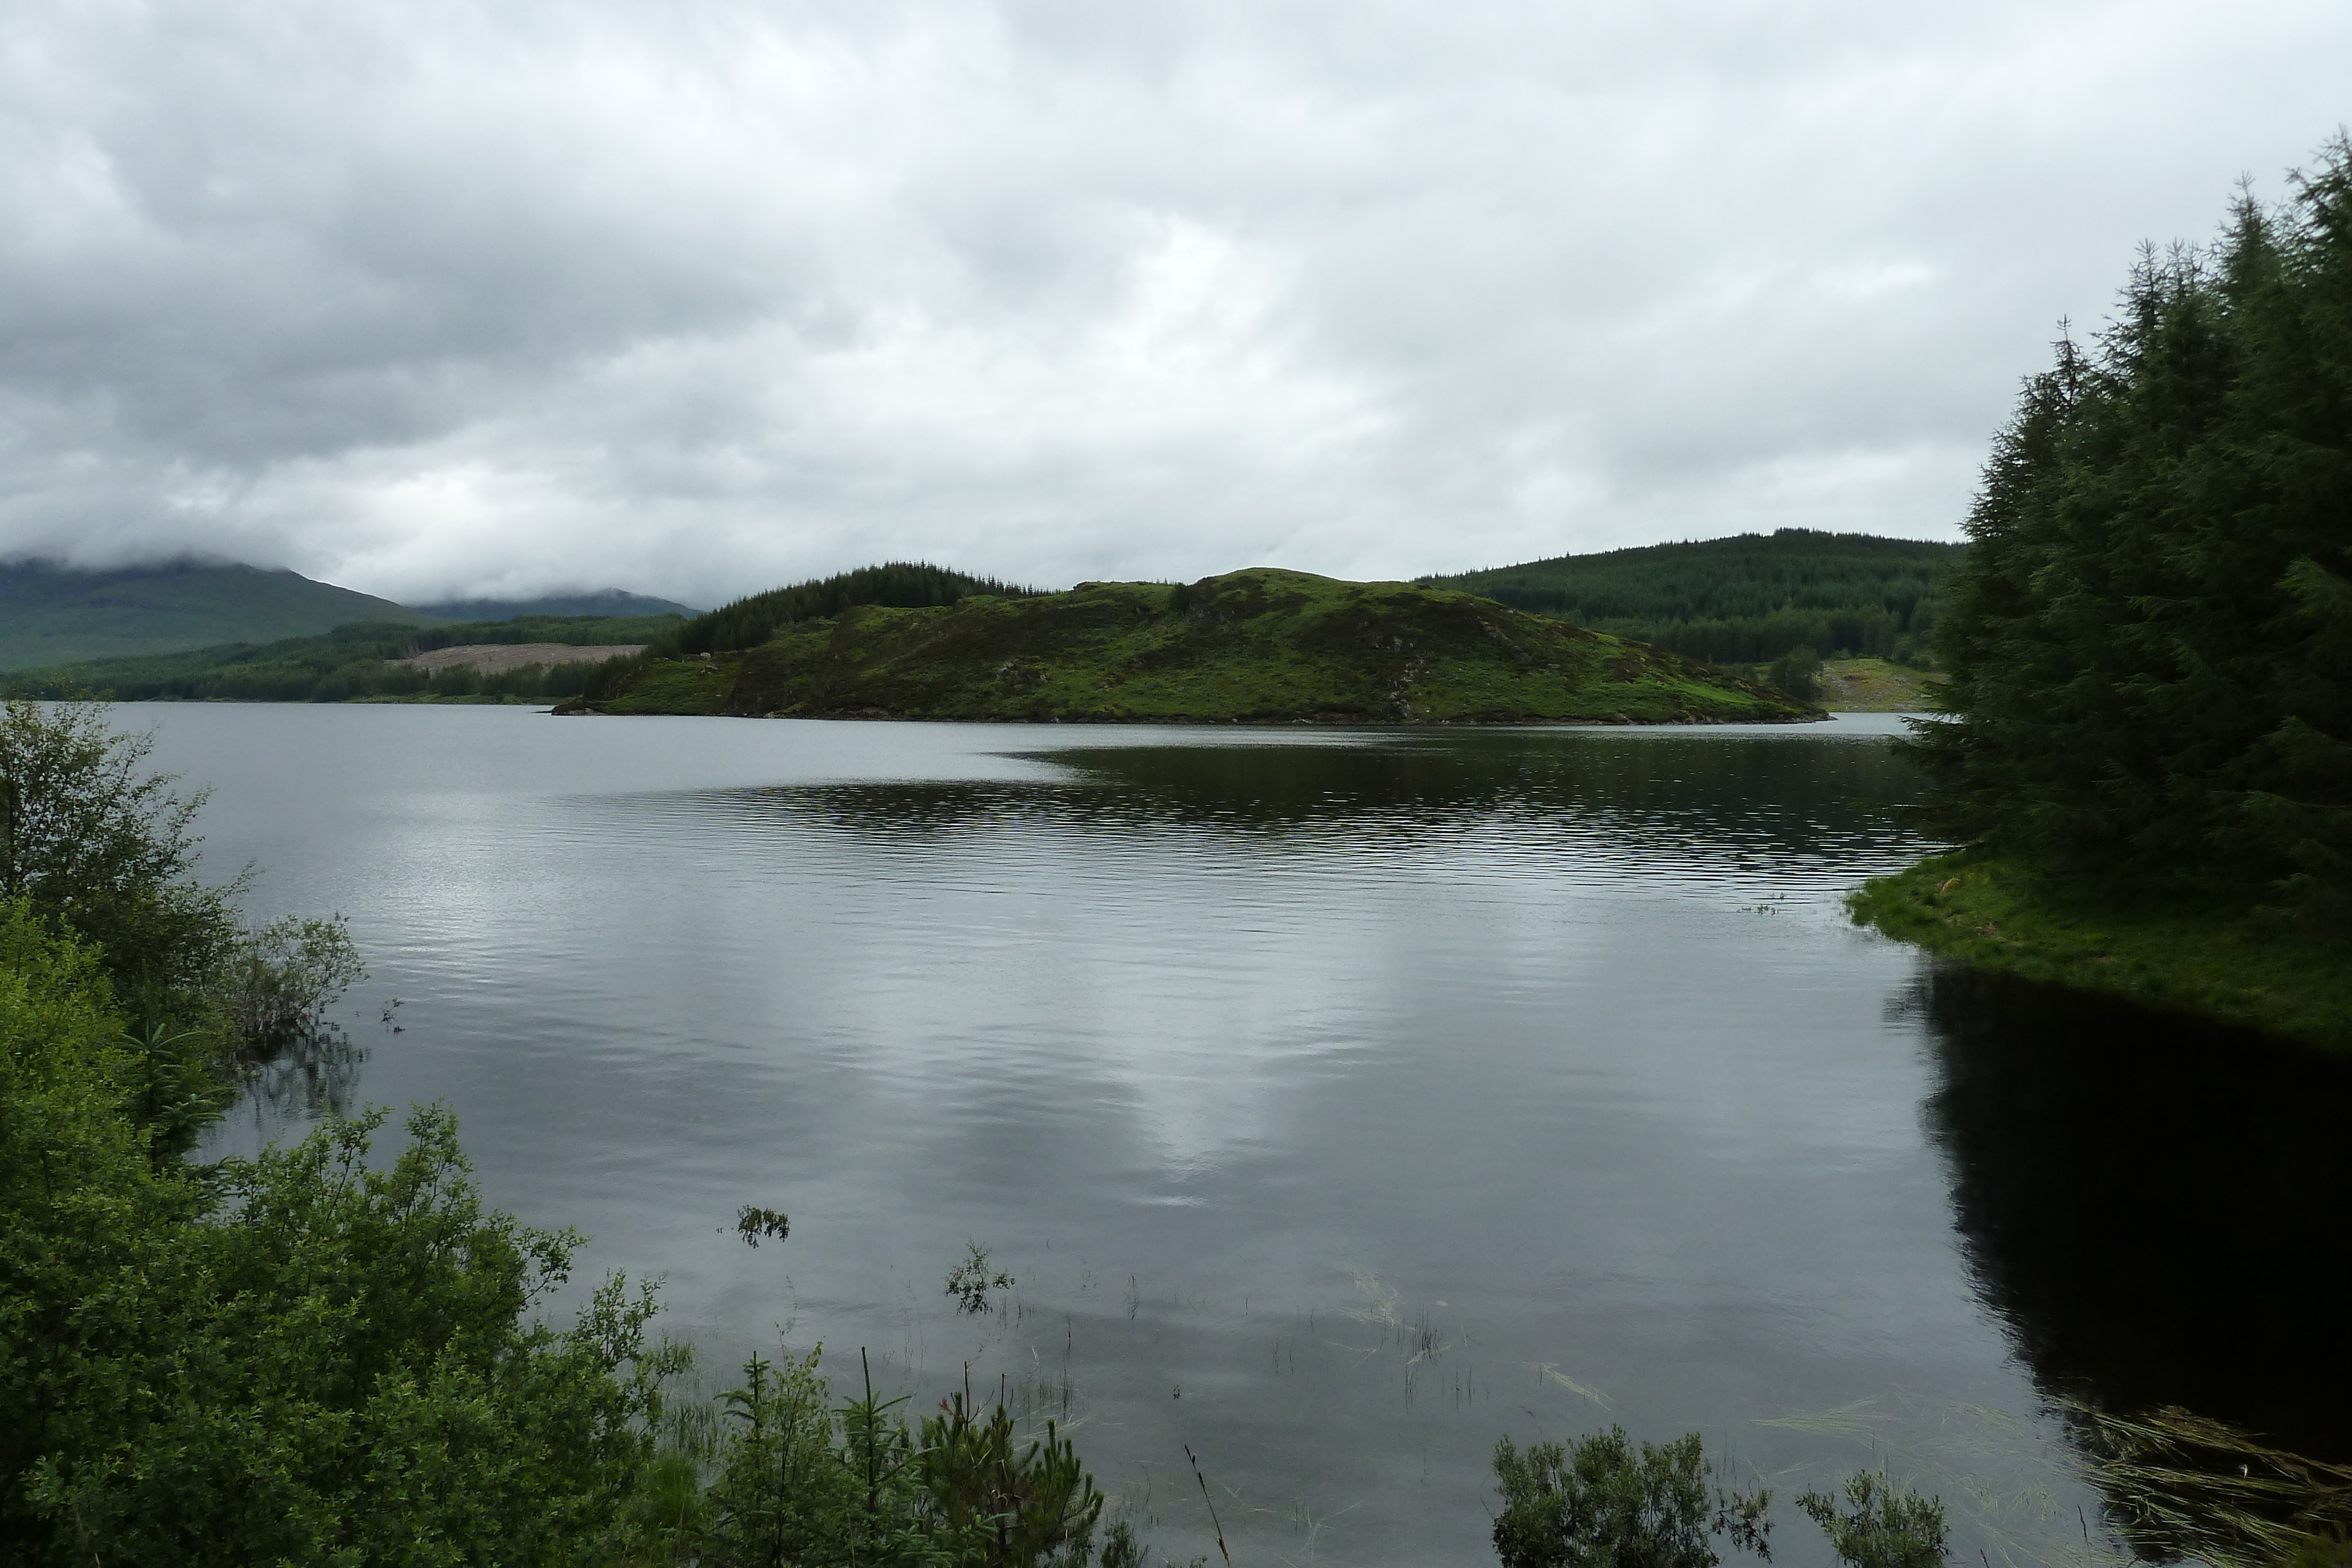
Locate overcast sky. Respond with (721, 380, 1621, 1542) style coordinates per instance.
(1, 1, 2346, 606)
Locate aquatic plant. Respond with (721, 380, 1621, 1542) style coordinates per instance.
(948, 1242, 1018, 1314)
(2063, 1402, 2352, 1568)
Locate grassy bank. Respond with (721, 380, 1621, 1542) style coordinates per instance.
(1808, 657, 1942, 712)
(1850, 854, 2352, 1049)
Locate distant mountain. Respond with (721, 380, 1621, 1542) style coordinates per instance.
(8, 612, 686, 703)
(0, 559, 436, 671)
(410, 589, 700, 621)
(1422, 529, 1966, 666)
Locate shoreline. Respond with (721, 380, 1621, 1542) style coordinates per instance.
(1849, 853, 2352, 1051)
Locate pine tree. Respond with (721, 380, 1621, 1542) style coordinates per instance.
(1912, 136, 2352, 911)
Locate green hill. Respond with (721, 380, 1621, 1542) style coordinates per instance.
(1422, 529, 1965, 666)
(567, 567, 1817, 724)
(0, 559, 436, 669)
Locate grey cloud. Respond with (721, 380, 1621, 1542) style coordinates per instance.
(1, 0, 2346, 606)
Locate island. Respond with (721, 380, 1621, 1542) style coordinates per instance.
(555, 567, 1820, 725)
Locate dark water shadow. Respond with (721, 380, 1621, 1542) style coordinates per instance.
(1915, 963, 2352, 1551)
(633, 733, 1933, 870)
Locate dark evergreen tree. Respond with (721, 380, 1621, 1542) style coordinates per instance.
(663, 562, 1042, 657)
(1913, 137, 2352, 911)
(1427, 530, 1961, 666)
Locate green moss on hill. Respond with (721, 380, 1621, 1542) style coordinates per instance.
(568, 569, 1819, 725)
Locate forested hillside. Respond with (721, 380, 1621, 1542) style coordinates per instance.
(1857, 139, 2352, 1045)
(0, 560, 434, 669)
(1424, 530, 1963, 666)
(659, 561, 1041, 656)
(7, 614, 683, 703)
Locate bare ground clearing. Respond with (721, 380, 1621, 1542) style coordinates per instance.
(392, 643, 644, 674)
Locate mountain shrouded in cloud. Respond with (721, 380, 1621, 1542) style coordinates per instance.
(1, 1, 2347, 606)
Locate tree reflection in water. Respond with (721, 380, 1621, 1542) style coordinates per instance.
(234, 1013, 366, 1126)
(1915, 965, 2352, 1563)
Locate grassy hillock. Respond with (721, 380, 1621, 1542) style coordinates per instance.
(1805, 657, 1945, 712)
(569, 568, 1819, 724)
(0, 559, 439, 669)
(1424, 529, 1963, 666)
(8, 614, 684, 703)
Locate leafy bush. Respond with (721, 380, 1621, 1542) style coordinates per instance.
(0, 903, 677, 1564)
(0, 697, 240, 1010)
(1796, 1473, 1949, 1568)
(229, 912, 367, 1048)
(1492, 1427, 1771, 1568)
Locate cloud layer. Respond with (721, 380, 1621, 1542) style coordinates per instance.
(2, 0, 2346, 604)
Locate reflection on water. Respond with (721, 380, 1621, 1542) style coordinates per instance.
(126, 707, 2337, 1567)
(1919, 965, 2352, 1457)
(237, 1016, 367, 1125)
(629, 730, 1932, 906)
(1916, 965, 2352, 1560)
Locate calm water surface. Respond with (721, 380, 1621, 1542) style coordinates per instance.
(136, 704, 2348, 1567)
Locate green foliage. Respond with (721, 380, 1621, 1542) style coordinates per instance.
(0, 700, 366, 1084)
(918, 1386, 1103, 1567)
(0, 697, 240, 1011)
(670, 1349, 1107, 1568)
(228, 912, 368, 1048)
(660, 562, 1042, 658)
(1097, 1520, 1145, 1568)
(0, 559, 434, 671)
(581, 569, 1817, 725)
(586, 653, 744, 716)
(1426, 530, 1963, 666)
(1491, 1427, 1771, 1568)
(1910, 138, 2352, 913)
(1795, 1474, 1949, 1568)
(0, 918, 676, 1564)
(0, 900, 198, 1553)
(697, 1350, 889, 1566)
(1763, 647, 1822, 703)
(946, 1242, 1015, 1314)
(7, 613, 681, 703)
